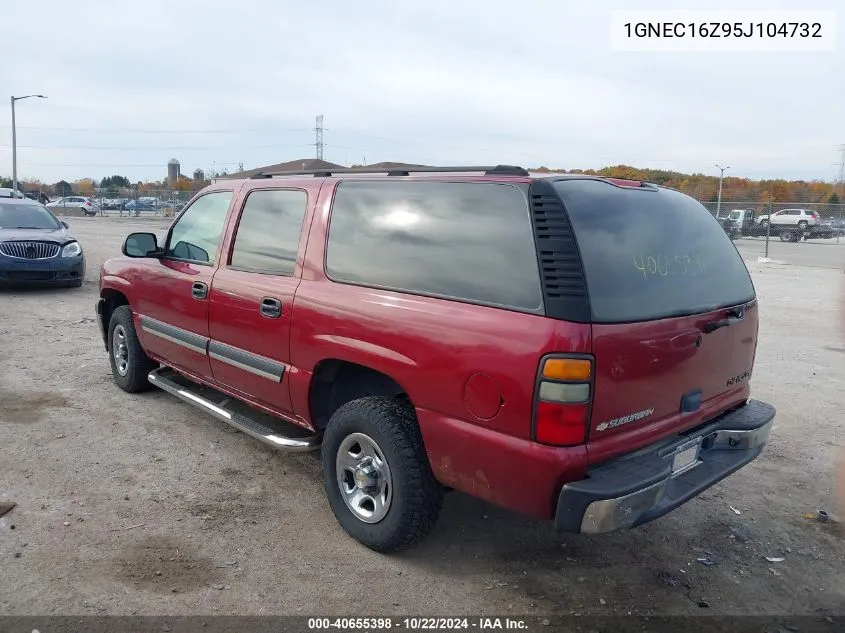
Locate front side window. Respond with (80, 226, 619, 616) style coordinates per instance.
(229, 189, 308, 275)
(165, 191, 233, 264)
(325, 180, 543, 311)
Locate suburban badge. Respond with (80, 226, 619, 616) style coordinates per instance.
(596, 408, 655, 432)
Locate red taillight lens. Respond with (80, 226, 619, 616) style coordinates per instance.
(534, 355, 593, 446)
(535, 401, 589, 446)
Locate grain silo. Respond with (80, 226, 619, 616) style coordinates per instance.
(167, 158, 180, 186)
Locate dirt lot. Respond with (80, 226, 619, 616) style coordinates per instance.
(1, 217, 844, 617)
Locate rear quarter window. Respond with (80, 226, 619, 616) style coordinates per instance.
(325, 180, 543, 312)
(553, 179, 755, 323)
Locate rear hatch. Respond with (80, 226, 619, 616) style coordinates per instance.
(550, 178, 758, 460)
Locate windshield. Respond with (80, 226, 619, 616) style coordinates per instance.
(729, 211, 742, 220)
(0, 203, 62, 230)
(553, 179, 755, 323)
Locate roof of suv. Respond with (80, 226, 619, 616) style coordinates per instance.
(221, 164, 657, 192)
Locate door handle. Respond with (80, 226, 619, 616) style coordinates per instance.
(260, 297, 282, 318)
(192, 281, 208, 300)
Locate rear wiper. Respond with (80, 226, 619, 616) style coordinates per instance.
(703, 306, 745, 333)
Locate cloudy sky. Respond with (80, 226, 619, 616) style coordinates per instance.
(4, 0, 842, 184)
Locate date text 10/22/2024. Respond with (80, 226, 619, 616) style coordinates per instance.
(307, 617, 529, 630)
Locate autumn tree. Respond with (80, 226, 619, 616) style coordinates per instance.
(173, 174, 193, 192)
(75, 178, 96, 196)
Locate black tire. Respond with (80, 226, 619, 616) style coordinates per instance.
(321, 396, 443, 553)
(107, 305, 157, 393)
(760, 220, 769, 228)
(779, 230, 794, 242)
(798, 220, 808, 230)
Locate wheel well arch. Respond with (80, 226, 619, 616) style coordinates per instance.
(100, 288, 129, 328)
(308, 359, 410, 431)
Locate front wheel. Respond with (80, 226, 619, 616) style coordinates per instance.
(322, 396, 444, 553)
(107, 305, 158, 393)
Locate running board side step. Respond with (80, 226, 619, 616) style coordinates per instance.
(148, 367, 321, 452)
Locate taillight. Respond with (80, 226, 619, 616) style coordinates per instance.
(533, 355, 592, 446)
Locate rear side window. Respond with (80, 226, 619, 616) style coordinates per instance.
(553, 179, 755, 323)
(326, 181, 543, 311)
(230, 189, 308, 275)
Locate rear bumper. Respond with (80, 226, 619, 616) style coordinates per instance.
(555, 399, 776, 534)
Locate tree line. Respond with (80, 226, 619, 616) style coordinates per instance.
(2, 164, 842, 204)
(1, 172, 211, 197)
(530, 165, 841, 204)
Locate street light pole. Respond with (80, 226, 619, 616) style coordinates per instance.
(10, 94, 47, 197)
(715, 163, 730, 217)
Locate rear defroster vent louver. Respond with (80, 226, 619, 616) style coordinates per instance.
(529, 180, 591, 323)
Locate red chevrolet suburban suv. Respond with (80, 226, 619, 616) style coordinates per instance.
(96, 165, 776, 552)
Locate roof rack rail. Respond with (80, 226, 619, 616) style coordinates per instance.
(249, 164, 530, 179)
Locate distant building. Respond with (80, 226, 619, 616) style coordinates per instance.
(219, 158, 345, 180)
(167, 158, 180, 186)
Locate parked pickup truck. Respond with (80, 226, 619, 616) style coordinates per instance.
(95, 165, 776, 552)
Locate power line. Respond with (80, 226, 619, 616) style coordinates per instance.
(0, 125, 312, 134)
(0, 143, 314, 151)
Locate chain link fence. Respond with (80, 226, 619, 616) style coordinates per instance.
(45, 188, 198, 218)
(699, 199, 845, 258)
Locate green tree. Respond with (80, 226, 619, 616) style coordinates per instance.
(829, 192, 841, 205)
(0, 176, 11, 188)
(100, 175, 131, 190)
(54, 180, 73, 196)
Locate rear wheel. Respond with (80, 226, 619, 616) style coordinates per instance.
(798, 220, 808, 230)
(321, 396, 443, 553)
(107, 305, 157, 393)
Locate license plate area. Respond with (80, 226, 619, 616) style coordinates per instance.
(671, 437, 702, 477)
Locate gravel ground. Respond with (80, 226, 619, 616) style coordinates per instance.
(1, 217, 844, 617)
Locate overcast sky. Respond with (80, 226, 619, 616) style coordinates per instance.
(3, 0, 843, 184)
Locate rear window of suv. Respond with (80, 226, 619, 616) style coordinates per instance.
(326, 180, 543, 311)
(553, 179, 755, 323)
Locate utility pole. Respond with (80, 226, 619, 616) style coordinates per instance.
(10, 94, 47, 196)
(715, 163, 730, 216)
(315, 115, 324, 160)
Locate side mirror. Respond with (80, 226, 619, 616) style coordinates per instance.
(61, 221, 69, 229)
(123, 232, 161, 258)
